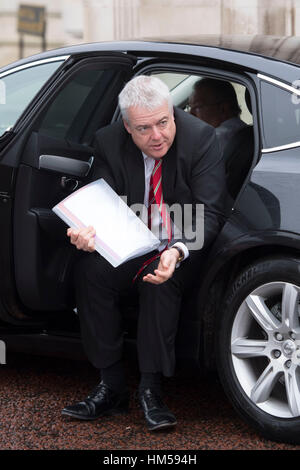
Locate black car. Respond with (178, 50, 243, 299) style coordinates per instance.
(1, 34, 300, 444)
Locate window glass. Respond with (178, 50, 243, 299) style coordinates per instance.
(260, 81, 300, 148)
(0, 61, 64, 137)
(155, 72, 253, 125)
(155, 72, 199, 109)
(38, 68, 117, 142)
(232, 82, 252, 125)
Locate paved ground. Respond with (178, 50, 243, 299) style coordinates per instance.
(0, 351, 300, 451)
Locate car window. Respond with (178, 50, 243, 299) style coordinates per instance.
(37, 67, 124, 143)
(0, 60, 64, 137)
(260, 80, 300, 148)
(155, 71, 254, 199)
(155, 72, 253, 125)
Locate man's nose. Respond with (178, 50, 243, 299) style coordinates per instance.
(150, 125, 162, 139)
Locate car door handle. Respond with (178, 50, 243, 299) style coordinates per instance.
(39, 155, 94, 177)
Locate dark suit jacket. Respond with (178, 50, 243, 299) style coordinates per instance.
(91, 108, 227, 255)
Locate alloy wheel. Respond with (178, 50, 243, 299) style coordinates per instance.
(231, 281, 300, 418)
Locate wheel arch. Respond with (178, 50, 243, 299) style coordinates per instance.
(199, 240, 300, 370)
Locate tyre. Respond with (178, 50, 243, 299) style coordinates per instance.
(216, 256, 300, 444)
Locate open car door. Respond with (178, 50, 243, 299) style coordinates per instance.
(0, 52, 135, 320)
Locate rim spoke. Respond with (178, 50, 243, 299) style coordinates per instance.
(281, 284, 300, 331)
(231, 337, 268, 359)
(251, 363, 281, 404)
(285, 367, 300, 417)
(246, 294, 280, 333)
(232, 282, 300, 417)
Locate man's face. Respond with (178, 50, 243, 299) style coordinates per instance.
(123, 101, 176, 159)
(189, 86, 223, 128)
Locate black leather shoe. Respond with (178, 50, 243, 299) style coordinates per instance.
(139, 388, 177, 431)
(61, 381, 129, 420)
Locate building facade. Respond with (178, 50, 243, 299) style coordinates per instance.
(0, 0, 299, 67)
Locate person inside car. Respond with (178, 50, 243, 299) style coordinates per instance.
(61, 75, 226, 432)
(188, 78, 247, 152)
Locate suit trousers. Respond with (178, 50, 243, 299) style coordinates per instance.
(74, 249, 203, 377)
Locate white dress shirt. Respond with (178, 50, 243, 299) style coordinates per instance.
(142, 153, 189, 263)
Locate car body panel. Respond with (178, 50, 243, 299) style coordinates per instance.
(2, 35, 300, 81)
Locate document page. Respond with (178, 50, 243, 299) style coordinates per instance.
(52, 178, 160, 267)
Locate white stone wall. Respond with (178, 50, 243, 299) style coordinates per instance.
(0, 0, 299, 67)
(138, 0, 222, 39)
(0, 0, 83, 66)
(82, 0, 300, 41)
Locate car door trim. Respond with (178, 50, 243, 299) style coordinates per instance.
(257, 73, 300, 96)
(0, 56, 70, 79)
(262, 141, 300, 153)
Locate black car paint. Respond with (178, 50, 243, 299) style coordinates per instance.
(0, 38, 300, 371)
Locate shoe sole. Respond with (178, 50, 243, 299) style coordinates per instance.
(148, 420, 177, 431)
(61, 407, 129, 421)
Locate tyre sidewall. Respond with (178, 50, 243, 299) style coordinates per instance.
(216, 256, 300, 444)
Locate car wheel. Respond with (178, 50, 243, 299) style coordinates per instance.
(216, 256, 300, 444)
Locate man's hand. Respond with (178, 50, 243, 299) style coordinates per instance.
(67, 225, 96, 252)
(143, 248, 180, 285)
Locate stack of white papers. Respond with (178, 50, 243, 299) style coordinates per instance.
(52, 178, 160, 267)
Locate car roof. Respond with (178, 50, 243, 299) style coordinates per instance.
(144, 34, 300, 64)
(2, 35, 300, 83)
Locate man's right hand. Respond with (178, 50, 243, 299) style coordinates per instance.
(67, 226, 96, 252)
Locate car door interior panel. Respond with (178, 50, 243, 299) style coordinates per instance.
(13, 57, 135, 312)
(13, 61, 255, 314)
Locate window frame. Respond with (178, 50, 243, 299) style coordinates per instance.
(131, 60, 259, 153)
(129, 60, 260, 200)
(37, 67, 118, 143)
(0, 56, 69, 137)
(26, 56, 135, 146)
(258, 73, 300, 154)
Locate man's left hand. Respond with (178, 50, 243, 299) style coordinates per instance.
(142, 248, 179, 285)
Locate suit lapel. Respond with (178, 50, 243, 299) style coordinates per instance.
(124, 136, 145, 206)
(162, 139, 177, 205)
(162, 108, 179, 204)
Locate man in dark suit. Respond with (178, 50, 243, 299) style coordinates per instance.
(188, 78, 247, 152)
(62, 75, 226, 431)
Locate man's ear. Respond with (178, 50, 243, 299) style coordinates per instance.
(123, 118, 132, 135)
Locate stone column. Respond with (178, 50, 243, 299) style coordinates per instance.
(83, 0, 140, 42)
(62, 0, 84, 44)
(113, 0, 140, 39)
(257, 0, 293, 35)
(221, 0, 259, 35)
(138, 0, 222, 38)
(293, 0, 300, 35)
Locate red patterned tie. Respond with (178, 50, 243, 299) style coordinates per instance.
(133, 159, 172, 282)
(149, 159, 172, 241)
